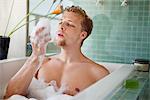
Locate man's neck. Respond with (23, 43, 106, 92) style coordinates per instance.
(58, 46, 84, 63)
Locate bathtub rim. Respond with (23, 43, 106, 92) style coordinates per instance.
(72, 63, 135, 100)
(0, 57, 27, 64)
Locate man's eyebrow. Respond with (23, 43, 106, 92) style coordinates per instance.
(59, 18, 73, 22)
(67, 20, 73, 22)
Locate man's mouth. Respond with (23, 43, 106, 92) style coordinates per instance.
(57, 32, 64, 37)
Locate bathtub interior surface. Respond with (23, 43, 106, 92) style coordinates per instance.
(0, 57, 27, 99)
(97, 62, 125, 73)
(0, 58, 134, 100)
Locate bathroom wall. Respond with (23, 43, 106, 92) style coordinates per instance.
(73, 0, 150, 63)
(0, 0, 27, 59)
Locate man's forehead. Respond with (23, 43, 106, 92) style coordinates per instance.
(62, 11, 83, 20)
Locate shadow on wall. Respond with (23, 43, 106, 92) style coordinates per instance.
(90, 14, 113, 58)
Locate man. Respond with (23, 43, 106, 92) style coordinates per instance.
(4, 6, 109, 98)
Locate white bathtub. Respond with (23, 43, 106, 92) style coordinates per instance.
(0, 57, 135, 100)
(73, 62, 135, 100)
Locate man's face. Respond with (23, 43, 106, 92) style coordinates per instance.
(55, 11, 85, 47)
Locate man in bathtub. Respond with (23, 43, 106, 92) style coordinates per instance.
(4, 6, 109, 99)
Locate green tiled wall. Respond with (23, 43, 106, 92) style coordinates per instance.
(74, 0, 150, 63)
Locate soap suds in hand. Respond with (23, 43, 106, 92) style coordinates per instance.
(30, 18, 52, 70)
(30, 18, 51, 53)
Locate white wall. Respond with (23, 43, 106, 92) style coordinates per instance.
(0, 0, 27, 59)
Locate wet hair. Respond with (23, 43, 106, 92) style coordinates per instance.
(64, 6, 93, 46)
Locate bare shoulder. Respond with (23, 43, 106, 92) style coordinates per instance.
(87, 60, 110, 81)
(42, 54, 60, 65)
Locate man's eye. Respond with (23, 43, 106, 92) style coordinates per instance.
(65, 22, 70, 26)
(65, 22, 75, 27)
(59, 22, 62, 25)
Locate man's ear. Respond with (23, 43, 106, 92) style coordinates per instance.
(80, 31, 87, 40)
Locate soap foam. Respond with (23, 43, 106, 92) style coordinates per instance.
(8, 77, 73, 100)
(30, 18, 52, 70)
(8, 95, 37, 100)
(30, 18, 51, 51)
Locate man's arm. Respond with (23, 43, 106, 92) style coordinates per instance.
(4, 26, 50, 99)
(4, 55, 39, 99)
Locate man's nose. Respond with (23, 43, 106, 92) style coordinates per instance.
(61, 26, 65, 30)
(60, 23, 65, 31)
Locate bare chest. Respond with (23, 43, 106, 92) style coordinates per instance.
(37, 63, 96, 95)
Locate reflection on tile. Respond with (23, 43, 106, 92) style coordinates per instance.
(73, 0, 150, 63)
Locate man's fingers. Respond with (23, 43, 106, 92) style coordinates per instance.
(45, 37, 51, 43)
(30, 26, 50, 56)
(36, 27, 45, 35)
